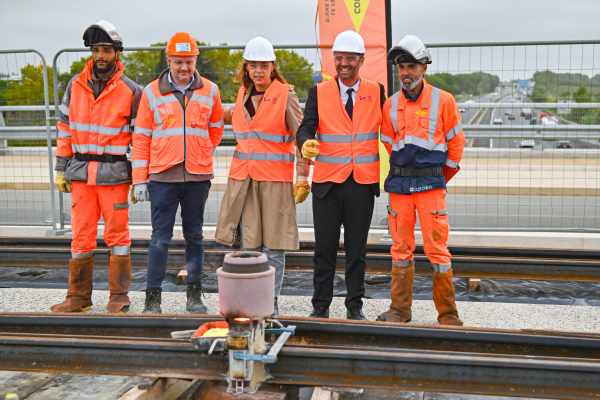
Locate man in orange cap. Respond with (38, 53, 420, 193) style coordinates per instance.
(132, 32, 224, 314)
(51, 20, 142, 314)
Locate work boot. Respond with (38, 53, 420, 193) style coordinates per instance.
(432, 268, 463, 326)
(271, 297, 279, 318)
(50, 256, 94, 312)
(186, 283, 208, 314)
(377, 263, 414, 323)
(142, 289, 162, 314)
(308, 306, 329, 319)
(346, 308, 368, 321)
(106, 251, 132, 313)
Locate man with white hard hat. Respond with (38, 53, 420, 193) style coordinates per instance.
(378, 35, 466, 326)
(215, 37, 308, 317)
(51, 20, 142, 314)
(297, 31, 385, 320)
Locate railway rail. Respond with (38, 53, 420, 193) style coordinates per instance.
(2, 237, 600, 282)
(0, 313, 599, 398)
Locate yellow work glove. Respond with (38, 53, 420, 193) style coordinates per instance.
(293, 181, 311, 204)
(130, 185, 137, 204)
(54, 171, 72, 193)
(301, 139, 320, 159)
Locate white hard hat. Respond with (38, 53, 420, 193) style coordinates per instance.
(331, 30, 365, 54)
(83, 20, 123, 51)
(388, 35, 432, 65)
(243, 37, 276, 61)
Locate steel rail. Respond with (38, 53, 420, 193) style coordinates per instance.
(1, 314, 600, 398)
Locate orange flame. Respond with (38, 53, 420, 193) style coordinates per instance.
(233, 317, 251, 322)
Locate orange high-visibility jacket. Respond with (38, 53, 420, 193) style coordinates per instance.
(312, 77, 382, 184)
(380, 79, 466, 194)
(229, 80, 295, 182)
(132, 76, 224, 184)
(56, 60, 141, 160)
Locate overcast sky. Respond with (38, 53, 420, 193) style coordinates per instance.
(2, 0, 600, 59)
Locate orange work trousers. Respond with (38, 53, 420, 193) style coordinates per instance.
(388, 189, 451, 272)
(70, 182, 131, 256)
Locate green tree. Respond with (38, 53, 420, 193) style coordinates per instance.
(57, 56, 89, 100)
(573, 85, 591, 103)
(6, 63, 54, 105)
(121, 42, 166, 86)
(274, 49, 314, 102)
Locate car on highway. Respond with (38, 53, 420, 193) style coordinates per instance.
(556, 140, 572, 148)
(507, 114, 515, 120)
(459, 108, 466, 113)
(505, 108, 511, 115)
(519, 139, 535, 148)
(530, 118, 537, 125)
(493, 117, 503, 125)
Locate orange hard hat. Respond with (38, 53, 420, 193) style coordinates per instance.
(166, 32, 199, 56)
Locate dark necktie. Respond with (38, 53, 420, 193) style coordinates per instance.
(345, 88, 354, 121)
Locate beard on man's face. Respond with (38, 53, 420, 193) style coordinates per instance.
(93, 58, 116, 74)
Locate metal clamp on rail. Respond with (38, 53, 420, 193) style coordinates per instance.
(233, 324, 296, 364)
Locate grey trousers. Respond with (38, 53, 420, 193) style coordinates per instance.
(240, 221, 285, 298)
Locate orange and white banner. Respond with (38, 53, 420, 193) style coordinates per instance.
(317, 0, 388, 92)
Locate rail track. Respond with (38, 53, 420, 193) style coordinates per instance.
(0, 313, 599, 398)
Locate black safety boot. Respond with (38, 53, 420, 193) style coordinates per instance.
(271, 297, 279, 318)
(142, 289, 162, 314)
(347, 308, 368, 321)
(186, 283, 208, 314)
(309, 306, 329, 319)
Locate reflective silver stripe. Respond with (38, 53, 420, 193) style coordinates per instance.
(392, 260, 414, 267)
(234, 131, 248, 140)
(446, 122, 463, 142)
(121, 125, 131, 133)
(205, 82, 219, 122)
(155, 95, 179, 106)
(72, 251, 93, 259)
(233, 150, 248, 160)
(151, 127, 185, 139)
(59, 103, 69, 116)
(130, 118, 136, 126)
(111, 245, 130, 256)
(186, 127, 210, 138)
(132, 160, 148, 168)
(251, 131, 294, 143)
(144, 85, 163, 126)
(69, 122, 126, 136)
(134, 126, 153, 136)
(190, 93, 212, 106)
(354, 131, 379, 142)
(316, 133, 352, 143)
(432, 263, 451, 273)
(397, 136, 448, 152)
(392, 140, 403, 152)
(380, 134, 393, 145)
(354, 154, 379, 164)
(71, 143, 128, 154)
(58, 130, 71, 139)
(249, 152, 294, 162)
(445, 159, 459, 168)
(315, 154, 352, 164)
(390, 91, 400, 132)
(428, 87, 441, 141)
(209, 118, 224, 128)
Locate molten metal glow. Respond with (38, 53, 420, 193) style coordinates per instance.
(233, 317, 251, 322)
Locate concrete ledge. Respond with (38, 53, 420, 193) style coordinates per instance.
(1, 225, 599, 251)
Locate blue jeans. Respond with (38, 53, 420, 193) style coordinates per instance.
(146, 180, 211, 290)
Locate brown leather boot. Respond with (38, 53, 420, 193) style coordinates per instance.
(50, 257, 94, 312)
(377, 263, 414, 323)
(432, 268, 463, 326)
(106, 251, 132, 313)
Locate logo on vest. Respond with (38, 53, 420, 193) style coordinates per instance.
(358, 95, 372, 102)
(109, 108, 117, 112)
(415, 110, 428, 116)
(263, 97, 277, 104)
(167, 118, 177, 123)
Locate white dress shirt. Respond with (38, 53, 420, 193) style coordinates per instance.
(338, 77, 360, 105)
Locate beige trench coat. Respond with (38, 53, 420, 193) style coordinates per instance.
(214, 83, 303, 250)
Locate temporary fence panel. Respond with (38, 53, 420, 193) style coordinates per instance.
(0, 50, 56, 227)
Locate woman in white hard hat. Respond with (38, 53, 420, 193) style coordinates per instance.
(215, 37, 309, 317)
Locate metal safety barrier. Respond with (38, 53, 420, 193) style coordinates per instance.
(2, 39, 600, 231)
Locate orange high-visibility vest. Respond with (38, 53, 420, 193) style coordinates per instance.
(56, 59, 138, 158)
(229, 80, 294, 182)
(313, 77, 382, 184)
(132, 76, 220, 184)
